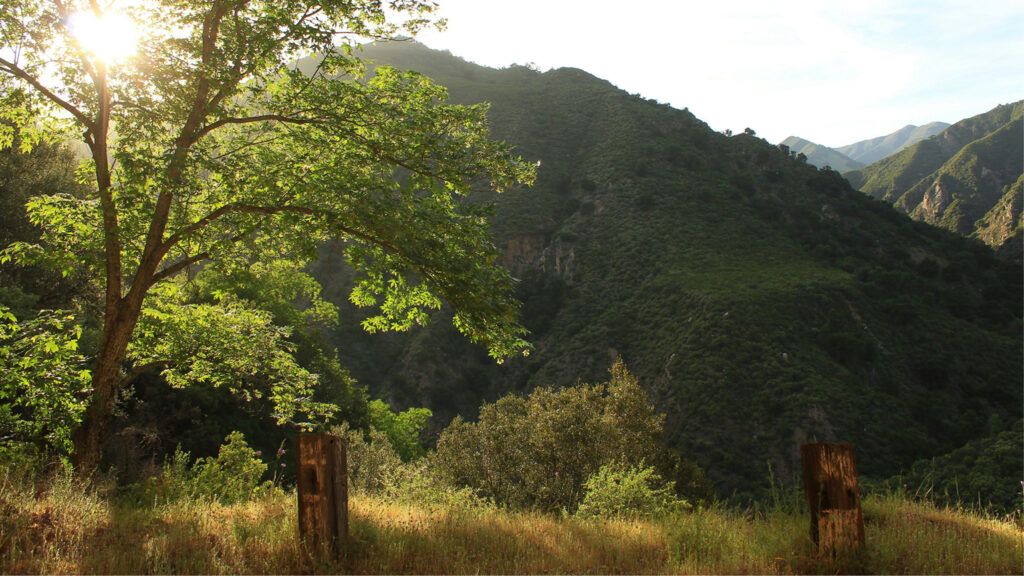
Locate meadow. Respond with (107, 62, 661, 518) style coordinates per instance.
(2, 468, 1020, 575)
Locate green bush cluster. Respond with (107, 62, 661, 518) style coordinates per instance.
(333, 420, 488, 511)
(576, 460, 688, 519)
(431, 359, 705, 513)
(138, 431, 273, 505)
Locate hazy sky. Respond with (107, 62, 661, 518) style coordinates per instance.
(416, 0, 1024, 146)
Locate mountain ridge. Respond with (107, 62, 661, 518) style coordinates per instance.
(779, 136, 863, 172)
(837, 122, 950, 165)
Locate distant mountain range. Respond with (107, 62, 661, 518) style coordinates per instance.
(780, 122, 949, 173)
(305, 41, 1022, 501)
(779, 136, 864, 173)
(838, 123, 951, 164)
(846, 101, 1023, 252)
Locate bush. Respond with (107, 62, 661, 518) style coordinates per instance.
(577, 460, 687, 519)
(138, 431, 271, 505)
(333, 422, 490, 510)
(431, 359, 700, 512)
(366, 399, 432, 461)
(333, 423, 407, 494)
(190, 431, 270, 503)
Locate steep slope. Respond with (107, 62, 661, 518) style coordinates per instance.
(780, 136, 863, 172)
(844, 102, 1023, 248)
(975, 175, 1023, 257)
(837, 122, 949, 165)
(899, 115, 1023, 234)
(311, 42, 1023, 498)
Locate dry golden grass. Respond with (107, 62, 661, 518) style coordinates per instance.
(1, 471, 1020, 574)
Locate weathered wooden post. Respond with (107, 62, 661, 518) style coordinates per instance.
(297, 433, 348, 560)
(800, 443, 865, 560)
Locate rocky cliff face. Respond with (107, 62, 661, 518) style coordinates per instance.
(975, 176, 1024, 253)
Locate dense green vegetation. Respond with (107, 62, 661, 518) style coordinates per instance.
(845, 101, 1023, 248)
(431, 360, 708, 513)
(1, 0, 535, 475)
(893, 419, 1023, 513)
(308, 41, 1022, 503)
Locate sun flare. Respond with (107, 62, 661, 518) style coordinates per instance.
(67, 10, 140, 65)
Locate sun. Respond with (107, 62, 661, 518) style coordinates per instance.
(67, 9, 140, 65)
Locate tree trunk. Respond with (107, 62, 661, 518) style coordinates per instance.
(71, 303, 142, 474)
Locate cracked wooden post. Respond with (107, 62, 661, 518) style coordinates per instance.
(297, 433, 347, 560)
(800, 443, 865, 560)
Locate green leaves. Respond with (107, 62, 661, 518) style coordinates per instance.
(2, 1, 535, 467)
(367, 398, 432, 461)
(576, 460, 688, 519)
(431, 359, 671, 512)
(129, 283, 334, 429)
(0, 306, 90, 455)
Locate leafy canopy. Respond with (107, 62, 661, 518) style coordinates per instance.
(0, 0, 535, 441)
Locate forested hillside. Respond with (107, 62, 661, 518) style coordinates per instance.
(309, 42, 1022, 498)
(845, 102, 1023, 250)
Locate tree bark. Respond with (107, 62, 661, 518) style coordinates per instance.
(71, 301, 143, 473)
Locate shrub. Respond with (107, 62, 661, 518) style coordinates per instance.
(333, 423, 407, 494)
(138, 431, 271, 505)
(577, 460, 687, 519)
(190, 431, 270, 503)
(431, 358, 700, 512)
(366, 400, 432, 461)
(333, 422, 489, 510)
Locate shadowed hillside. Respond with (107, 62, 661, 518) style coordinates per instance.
(307, 42, 1022, 498)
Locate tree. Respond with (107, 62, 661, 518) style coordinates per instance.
(0, 0, 534, 472)
(430, 359, 698, 512)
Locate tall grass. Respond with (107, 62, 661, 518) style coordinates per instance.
(1, 468, 1020, 574)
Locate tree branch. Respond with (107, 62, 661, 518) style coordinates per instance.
(150, 203, 405, 286)
(192, 113, 323, 142)
(0, 57, 95, 130)
(119, 360, 173, 388)
(131, 0, 231, 303)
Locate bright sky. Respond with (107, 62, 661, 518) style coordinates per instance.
(416, 0, 1024, 147)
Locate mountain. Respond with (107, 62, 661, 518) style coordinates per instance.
(779, 136, 863, 172)
(308, 42, 1022, 498)
(778, 122, 951, 174)
(845, 102, 1024, 250)
(837, 123, 950, 165)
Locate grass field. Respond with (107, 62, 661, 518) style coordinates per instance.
(1, 470, 1020, 574)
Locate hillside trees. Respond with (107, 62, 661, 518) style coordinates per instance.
(0, 0, 534, 472)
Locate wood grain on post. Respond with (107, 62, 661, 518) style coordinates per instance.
(297, 433, 348, 560)
(800, 443, 865, 559)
